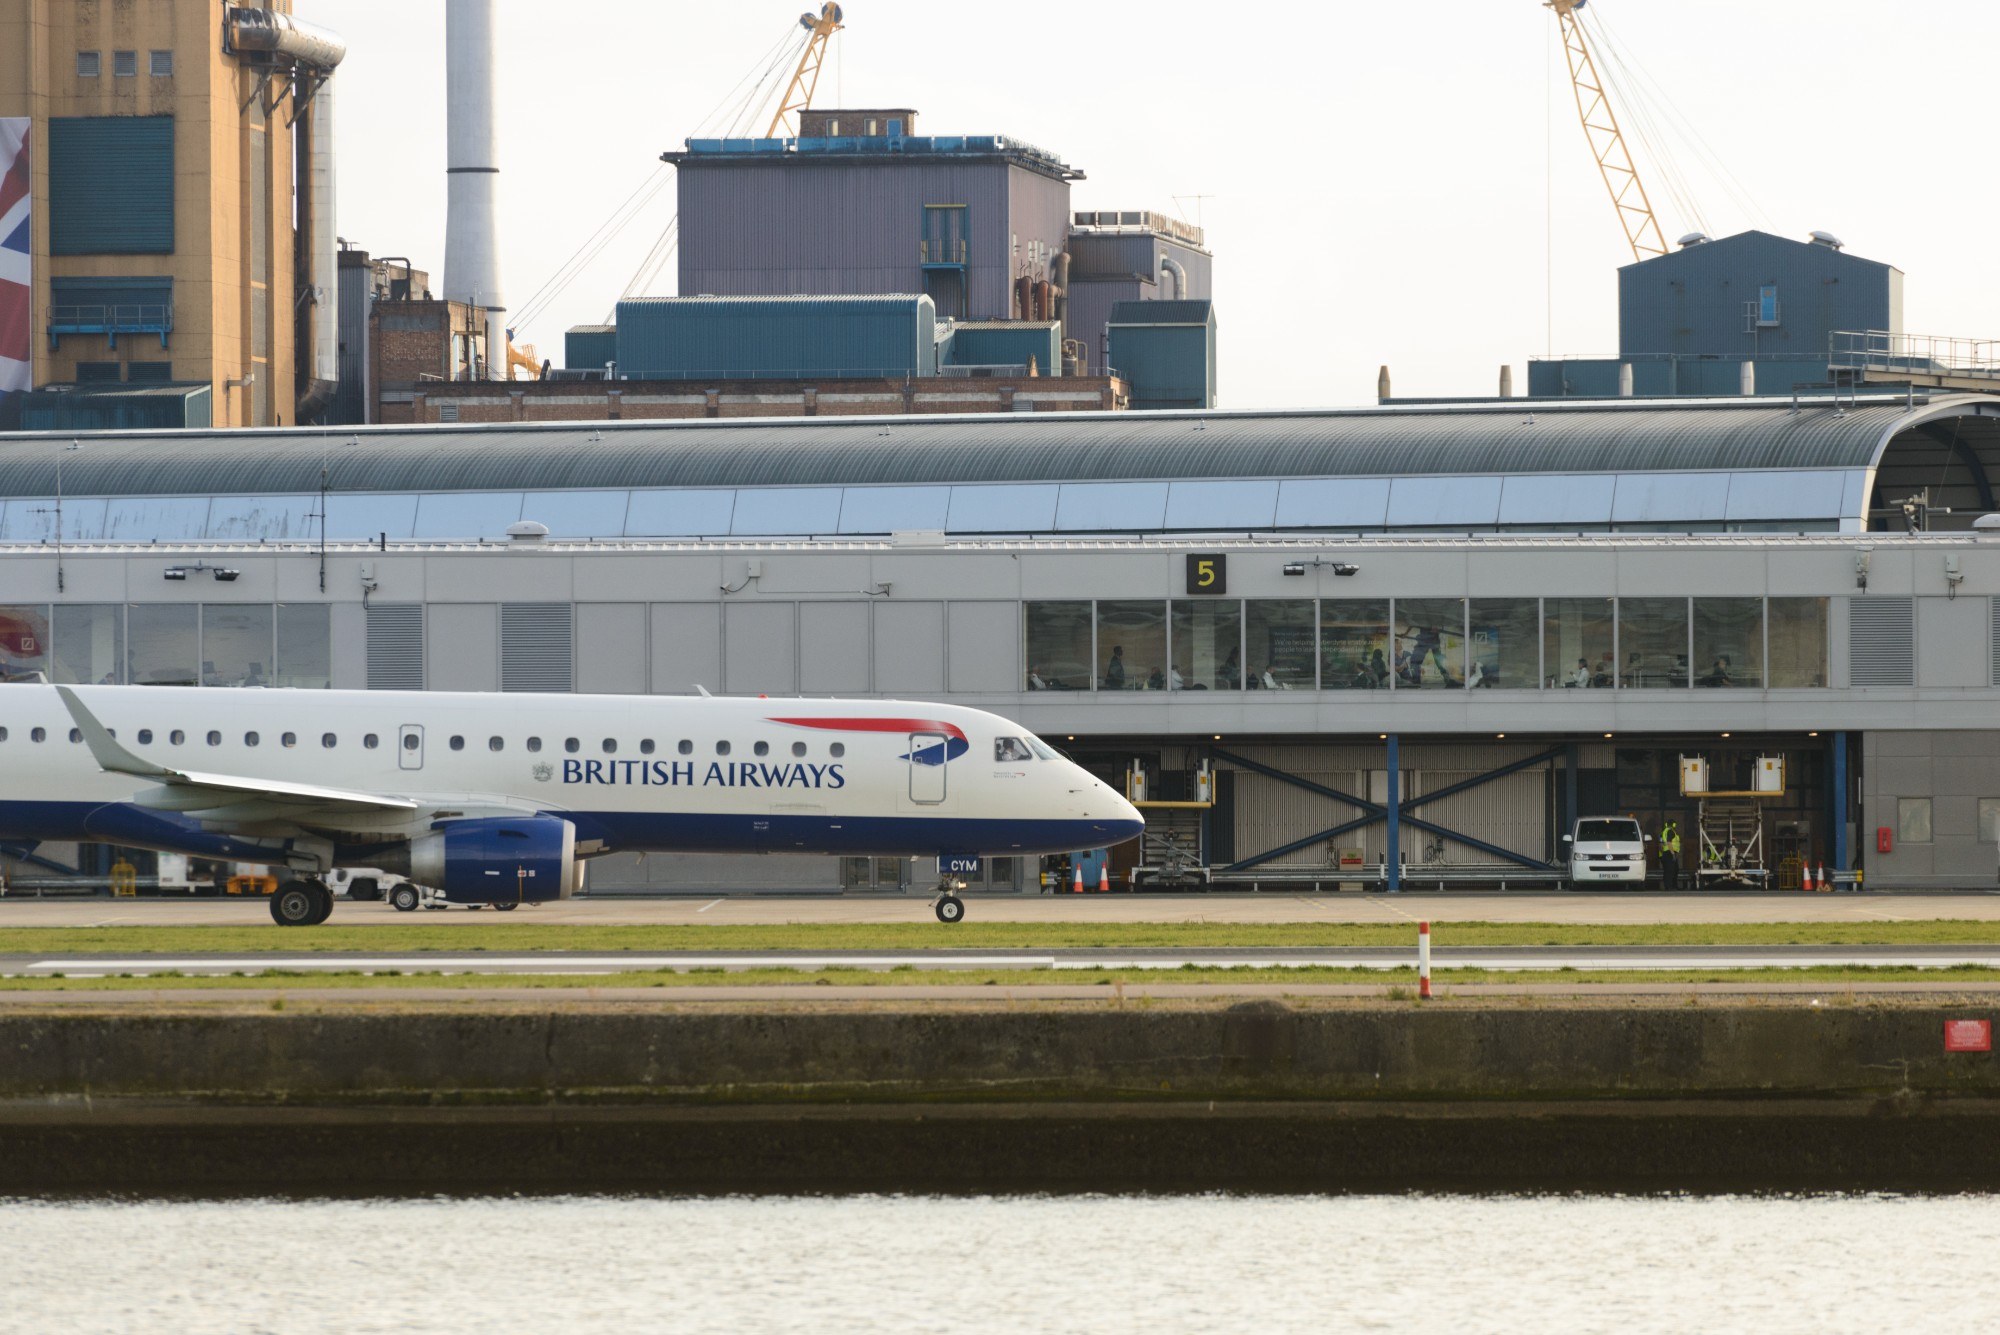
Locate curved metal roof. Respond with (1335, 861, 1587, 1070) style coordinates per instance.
(0, 395, 1984, 501)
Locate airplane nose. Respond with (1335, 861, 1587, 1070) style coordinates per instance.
(1101, 793, 1145, 845)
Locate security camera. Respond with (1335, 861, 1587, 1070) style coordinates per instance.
(212, 568, 241, 583)
(1332, 563, 1360, 577)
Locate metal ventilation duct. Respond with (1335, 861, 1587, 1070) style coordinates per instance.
(223, 8, 348, 71)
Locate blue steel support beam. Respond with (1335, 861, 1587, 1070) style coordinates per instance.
(1216, 744, 1560, 874)
(1386, 734, 1401, 893)
(1832, 731, 1849, 872)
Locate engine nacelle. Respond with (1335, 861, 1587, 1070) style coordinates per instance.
(408, 816, 580, 905)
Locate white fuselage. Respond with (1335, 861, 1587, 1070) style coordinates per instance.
(0, 686, 1143, 871)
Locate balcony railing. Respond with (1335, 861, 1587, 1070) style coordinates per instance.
(47, 303, 174, 350)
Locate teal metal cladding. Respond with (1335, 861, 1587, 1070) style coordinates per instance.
(48, 117, 175, 255)
(613, 295, 937, 380)
(564, 326, 617, 371)
(946, 322, 1061, 373)
(1109, 300, 1216, 409)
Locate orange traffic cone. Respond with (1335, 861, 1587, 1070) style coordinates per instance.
(1073, 864, 1085, 894)
(1820, 864, 1831, 892)
(1098, 864, 1111, 893)
(1801, 863, 1814, 892)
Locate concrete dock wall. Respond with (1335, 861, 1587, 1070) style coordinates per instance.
(5, 1003, 1999, 1193)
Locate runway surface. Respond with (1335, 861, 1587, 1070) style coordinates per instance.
(8, 944, 2000, 978)
(4, 890, 1998, 929)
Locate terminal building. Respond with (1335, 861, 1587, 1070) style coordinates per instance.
(3, 391, 2000, 893)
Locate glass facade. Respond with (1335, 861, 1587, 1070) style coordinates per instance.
(1767, 598, 1827, 688)
(1320, 599, 1390, 690)
(1545, 598, 1614, 689)
(1171, 599, 1242, 691)
(1247, 600, 1315, 690)
(1024, 601, 1092, 691)
(1619, 598, 1688, 688)
(1095, 601, 1165, 693)
(52, 605, 123, 685)
(1395, 598, 1465, 689)
(0, 605, 50, 682)
(201, 604, 274, 687)
(1694, 598, 1763, 688)
(276, 604, 332, 689)
(1468, 600, 1537, 689)
(128, 605, 198, 686)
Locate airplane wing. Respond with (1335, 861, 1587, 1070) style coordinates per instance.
(56, 686, 420, 818)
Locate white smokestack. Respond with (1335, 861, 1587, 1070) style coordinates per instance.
(444, 0, 505, 380)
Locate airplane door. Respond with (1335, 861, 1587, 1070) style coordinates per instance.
(398, 724, 424, 771)
(908, 732, 947, 804)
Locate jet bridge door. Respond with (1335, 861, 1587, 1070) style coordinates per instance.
(398, 724, 424, 771)
(908, 732, 948, 804)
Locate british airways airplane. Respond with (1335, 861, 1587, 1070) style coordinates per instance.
(0, 686, 1144, 926)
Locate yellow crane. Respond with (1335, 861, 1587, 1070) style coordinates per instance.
(767, 4, 845, 138)
(1546, 0, 1667, 262)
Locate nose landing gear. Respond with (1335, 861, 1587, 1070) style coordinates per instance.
(932, 877, 967, 924)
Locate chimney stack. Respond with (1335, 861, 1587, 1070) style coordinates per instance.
(444, 0, 505, 380)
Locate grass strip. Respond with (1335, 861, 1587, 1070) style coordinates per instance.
(4, 919, 2000, 955)
(6, 964, 2000, 991)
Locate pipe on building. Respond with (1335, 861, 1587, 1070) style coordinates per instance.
(294, 77, 339, 420)
(1619, 363, 1634, 397)
(224, 8, 348, 70)
(444, 0, 506, 381)
(1740, 361, 1756, 396)
(1159, 255, 1186, 301)
(1050, 251, 1070, 332)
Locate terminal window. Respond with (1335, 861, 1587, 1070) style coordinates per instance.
(1320, 599, 1390, 690)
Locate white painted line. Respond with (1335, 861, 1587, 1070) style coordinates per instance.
(696, 899, 724, 913)
(25, 955, 1062, 973)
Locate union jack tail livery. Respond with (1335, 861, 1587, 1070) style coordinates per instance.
(0, 118, 29, 431)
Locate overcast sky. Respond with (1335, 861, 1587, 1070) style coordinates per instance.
(318, 0, 2000, 408)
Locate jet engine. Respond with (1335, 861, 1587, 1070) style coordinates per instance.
(405, 816, 580, 904)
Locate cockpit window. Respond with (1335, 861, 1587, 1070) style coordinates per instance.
(1027, 737, 1058, 761)
(995, 737, 1034, 762)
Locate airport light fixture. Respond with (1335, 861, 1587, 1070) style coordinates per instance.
(1283, 560, 1360, 577)
(163, 563, 241, 583)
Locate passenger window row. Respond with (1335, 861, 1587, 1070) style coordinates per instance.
(0, 726, 848, 760)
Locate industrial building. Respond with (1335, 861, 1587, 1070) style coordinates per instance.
(3, 392, 2000, 893)
(0, 0, 345, 430)
(1528, 229, 1902, 399)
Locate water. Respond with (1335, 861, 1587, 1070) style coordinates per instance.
(2, 1194, 1992, 1335)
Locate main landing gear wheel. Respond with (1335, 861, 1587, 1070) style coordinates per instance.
(271, 879, 331, 928)
(492, 901, 519, 912)
(390, 884, 420, 913)
(934, 894, 965, 924)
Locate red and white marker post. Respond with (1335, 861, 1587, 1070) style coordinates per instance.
(1418, 920, 1433, 1000)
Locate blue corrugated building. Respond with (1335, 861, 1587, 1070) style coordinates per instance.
(1529, 230, 1902, 398)
(563, 325, 617, 373)
(612, 295, 938, 380)
(1108, 300, 1216, 410)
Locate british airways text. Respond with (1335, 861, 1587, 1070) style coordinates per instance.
(562, 759, 846, 789)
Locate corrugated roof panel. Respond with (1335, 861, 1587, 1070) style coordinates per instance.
(0, 398, 1965, 505)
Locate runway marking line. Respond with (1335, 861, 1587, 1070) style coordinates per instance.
(696, 899, 723, 914)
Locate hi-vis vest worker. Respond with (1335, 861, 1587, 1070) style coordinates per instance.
(1661, 821, 1681, 856)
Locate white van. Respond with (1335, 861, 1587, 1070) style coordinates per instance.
(1563, 817, 1651, 885)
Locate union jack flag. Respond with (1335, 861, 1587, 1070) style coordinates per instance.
(0, 118, 29, 430)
